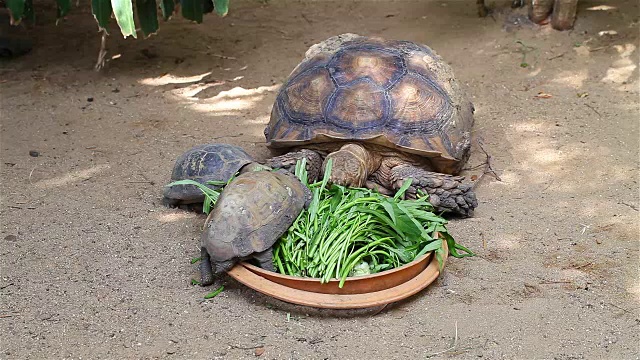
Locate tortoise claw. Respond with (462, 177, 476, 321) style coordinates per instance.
(391, 165, 477, 218)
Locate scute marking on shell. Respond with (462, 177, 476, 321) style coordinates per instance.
(202, 171, 309, 264)
(266, 35, 474, 170)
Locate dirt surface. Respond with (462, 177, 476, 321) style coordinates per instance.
(1, 0, 639, 358)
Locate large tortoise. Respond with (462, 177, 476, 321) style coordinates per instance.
(199, 169, 310, 285)
(265, 34, 478, 217)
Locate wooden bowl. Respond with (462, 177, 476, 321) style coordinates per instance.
(226, 241, 448, 309)
(242, 252, 432, 295)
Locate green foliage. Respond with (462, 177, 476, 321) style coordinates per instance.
(6, 0, 230, 38)
(6, 0, 26, 24)
(159, 0, 175, 20)
(181, 0, 204, 23)
(136, 0, 159, 37)
(92, 0, 113, 32)
(112, 0, 137, 38)
(272, 160, 475, 288)
(23, 0, 35, 23)
(55, 0, 71, 19)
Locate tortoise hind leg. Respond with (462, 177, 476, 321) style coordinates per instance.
(390, 164, 478, 218)
(253, 248, 276, 272)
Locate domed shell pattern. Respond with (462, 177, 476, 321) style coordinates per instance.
(265, 36, 474, 174)
(202, 170, 308, 262)
(163, 143, 253, 202)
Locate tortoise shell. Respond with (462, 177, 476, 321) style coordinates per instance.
(265, 34, 474, 174)
(163, 143, 253, 205)
(202, 170, 309, 263)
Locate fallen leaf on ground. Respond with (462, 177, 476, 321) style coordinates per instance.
(534, 92, 553, 99)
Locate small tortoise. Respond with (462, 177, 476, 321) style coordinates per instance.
(265, 34, 478, 217)
(162, 143, 255, 209)
(199, 169, 311, 285)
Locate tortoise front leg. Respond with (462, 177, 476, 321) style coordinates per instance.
(477, 0, 488, 17)
(253, 248, 276, 272)
(199, 247, 215, 286)
(528, 0, 554, 23)
(550, 0, 578, 30)
(390, 164, 478, 217)
(265, 149, 323, 183)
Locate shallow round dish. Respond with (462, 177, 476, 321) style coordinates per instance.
(226, 242, 448, 309)
(242, 252, 432, 295)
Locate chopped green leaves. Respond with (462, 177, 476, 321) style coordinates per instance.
(204, 285, 224, 299)
(272, 160, 474, 287)
(165, 179, 224, 214)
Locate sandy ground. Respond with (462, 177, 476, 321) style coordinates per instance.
(1, 0, 639, 358)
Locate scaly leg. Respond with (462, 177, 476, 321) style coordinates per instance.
(264, 149, 323, 183)
(391, 164, 478, 217)
(323, 143, 381, 187)
(528, 0, 554, 23)
(550, 0, 578, 30)
(253, 248, 276, 272)
(199, 247, 215, 286)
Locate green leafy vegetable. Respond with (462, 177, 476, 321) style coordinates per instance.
(159, 0, 176, 20)
(178, 159, 473, 288)
(272, 160, 474, 287)
(165, 179, 225, 214)
(204, 285, 224, 299)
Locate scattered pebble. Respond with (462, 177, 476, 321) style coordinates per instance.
(598, 30, 618, 36)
